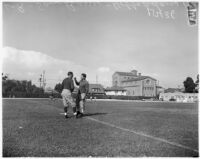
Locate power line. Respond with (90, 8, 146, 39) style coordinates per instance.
(38, 70, 46, 89)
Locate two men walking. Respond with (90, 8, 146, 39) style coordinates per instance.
(61, 71, 89, 118)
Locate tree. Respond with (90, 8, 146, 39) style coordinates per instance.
(54, 83, 63, 93)
(195, 74, 199, 93)
(32, 87, 44, 96)
(183, 77, 196, 93)
(2, 78, 45, 98)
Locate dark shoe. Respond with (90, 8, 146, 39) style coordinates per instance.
(79, 112, 84, 117)
(65, 114, 69, 119)
(77, 112, 84, 118)
(76, 111, 81, 118)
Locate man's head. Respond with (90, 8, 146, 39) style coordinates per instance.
(81, 73, 87, 80)
(68, 71, 73, 79)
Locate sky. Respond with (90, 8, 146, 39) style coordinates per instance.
(2, 2, 198, 88)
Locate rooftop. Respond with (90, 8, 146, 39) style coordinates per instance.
(89, 84, 105, 94)
(121, 76, 156, 82)
(114, 71, 137, 76)
(105, 86, 126, 91)
(164, 88, 184, 93)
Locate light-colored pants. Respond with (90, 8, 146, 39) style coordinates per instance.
(78, 93, 86, 113)
(61, 89, 75, 108)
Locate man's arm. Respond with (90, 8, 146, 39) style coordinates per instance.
(74, 77, 80, 86)
(61, 80, 64, 90)
(71, 79, 75, 92)
(85, 82, 89, 94)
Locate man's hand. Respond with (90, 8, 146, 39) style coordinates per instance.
(74, 77, 80, 85)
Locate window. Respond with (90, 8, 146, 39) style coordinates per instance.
(146, 79, 150, 84)
(92, 88, 100, 92)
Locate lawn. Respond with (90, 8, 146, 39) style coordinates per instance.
(3, 99, 198, 157)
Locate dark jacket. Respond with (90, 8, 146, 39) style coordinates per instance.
(75, 78, 89, 94)
(62, 78, 74, 92)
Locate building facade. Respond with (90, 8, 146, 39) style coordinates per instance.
(112, 70, 157, 97)
(159, 92, 198, 102)
(156, 86, 165, 96)
(105, 86, 127, 96)
(88, 84, 105, 95)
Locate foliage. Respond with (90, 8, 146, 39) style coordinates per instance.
(54, 83, 63, 93)
(183, 77, 196, 93)
(195, 74, 199, 93)
(2, 78, 47, 98)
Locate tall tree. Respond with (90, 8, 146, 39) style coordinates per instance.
(183, 77, 196, 93)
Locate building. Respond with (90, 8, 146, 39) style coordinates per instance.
(88, 84, 105, 95)
(159, 92, 198, 102)
(156, 86, 165, 96)
(112, 70, 157, 97)
(105, 86, 127, 96)
(164, 88, 184, 93)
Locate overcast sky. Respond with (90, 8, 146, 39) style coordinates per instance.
(2, 2, 198, 88)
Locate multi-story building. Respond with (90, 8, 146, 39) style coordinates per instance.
(112, 70, 157, 97)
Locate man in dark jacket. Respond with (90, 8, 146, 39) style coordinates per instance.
(74, 73, 89, 118)
(61, 71, 76, 118)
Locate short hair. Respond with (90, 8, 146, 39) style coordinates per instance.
(82, 73, 86, 78)
(68, 71, 73, 76)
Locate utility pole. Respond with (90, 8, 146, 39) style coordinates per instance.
(42, 70, 46, 90)
(39, 74, 42, 88)
(38, 70, 46, 89)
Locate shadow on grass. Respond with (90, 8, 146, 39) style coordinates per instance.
(83, 112, 107, 117)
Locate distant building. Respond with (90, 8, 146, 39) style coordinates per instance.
(89, 84, 105, 95)
(159, 92, 198, 102)
(112, 70, 157, 97)
(156, 86, 165, 96)
(105, 86, 127, 96)
(164, 88, 184, 93)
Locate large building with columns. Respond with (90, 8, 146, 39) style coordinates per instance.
(112, 70, 157, 97)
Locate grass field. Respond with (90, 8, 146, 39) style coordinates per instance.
(3, 99, 198, 157)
